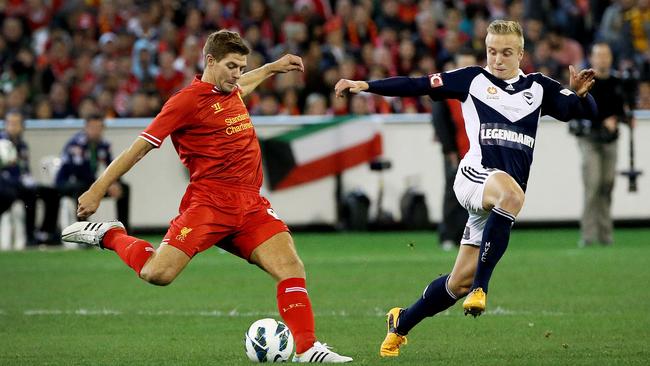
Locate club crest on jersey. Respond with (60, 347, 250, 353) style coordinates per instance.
(429, 73, 443, 88)
(523, 91, 534, 105)
(212, 102, 224, 114)
(486, 86, 499, 99)
(176, 227, 193, 242)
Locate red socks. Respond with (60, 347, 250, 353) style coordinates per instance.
(277, 278, 316, 354)
(103, 228, 155, 275)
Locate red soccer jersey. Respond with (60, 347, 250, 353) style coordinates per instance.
(140, 76, 263, 189)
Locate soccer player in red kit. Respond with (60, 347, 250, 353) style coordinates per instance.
(61, 30, 352, 363)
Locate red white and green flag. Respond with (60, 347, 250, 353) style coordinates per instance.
(260, 116, 383, 190)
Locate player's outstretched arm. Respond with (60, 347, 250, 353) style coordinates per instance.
(238, 54, 304, 97)
(334, 79, 369, 97)
(77, 138, 154, 219)
(336, 76, 436, 98)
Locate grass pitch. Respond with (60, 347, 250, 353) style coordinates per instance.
(1, 229, 649, 365)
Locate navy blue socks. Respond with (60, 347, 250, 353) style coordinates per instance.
(395, 274, 458, 335)
(471, 207, 515, 293)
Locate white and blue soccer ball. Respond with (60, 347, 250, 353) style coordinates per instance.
(244, 318, 294, 362)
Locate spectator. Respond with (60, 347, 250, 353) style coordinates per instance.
(431, 50, 476, 251)
(129, 91, 153, 118)
(279, 88, 301, 116)
(131, 39, 159, 83)
(621, 0, 650, 59)
(77, 97, 99, 119)
(598, 0, 636, 55)
(155, 50, 184, 101)
(0, 0, 645, 118)
(345, 4, 378, 50)
(638, 81, 650, 109)
(350, 94, 371, 115)
(547, 27, 585, 69)
(305, 93, 328, 115)
(573, 43, 630, 246)
(96, 90, 117, 119)
(0, 110, 59, 244)
(256, 92, 281, 116)
(55, 115, 130, 231)
(48, 82, 74, 119)
(33, 97, 53, 119)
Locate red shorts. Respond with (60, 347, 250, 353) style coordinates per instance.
(162, 182, 288, 260)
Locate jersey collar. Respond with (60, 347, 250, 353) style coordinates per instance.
(483, 66, 525, 84)
(193, 74, 223, 94)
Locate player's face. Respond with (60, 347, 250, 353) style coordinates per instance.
(85, 119, 104, 142)
(590, 44, 612, 74)
(4, 114, 23, 138)
(485, 33, 523, 80)
(206, 52, 247, 93)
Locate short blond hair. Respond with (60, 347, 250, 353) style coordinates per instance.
(487, 20, 524, 50)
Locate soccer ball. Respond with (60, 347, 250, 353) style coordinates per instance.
(0, 139, 17, 167)
(244, 318, 294, 362)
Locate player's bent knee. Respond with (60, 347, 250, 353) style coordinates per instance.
(140, 266, 177, 286)
(276, 256, 305, 280)
(497, 188, 525, 213)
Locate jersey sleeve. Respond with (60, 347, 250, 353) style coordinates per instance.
(365, 66, 480, 101)
(538, 74, 598, 122)
(140, 91, 194, 148)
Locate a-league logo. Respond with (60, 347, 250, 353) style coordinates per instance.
(429, 73, 443, 88)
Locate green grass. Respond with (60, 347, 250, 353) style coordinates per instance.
(1, 229, 649, 365)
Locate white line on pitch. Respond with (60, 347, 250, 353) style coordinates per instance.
(18, 307, 564, 317)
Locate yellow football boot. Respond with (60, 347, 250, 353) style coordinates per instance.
(463, 288, 487, 317)
(379, 307, 408, 357)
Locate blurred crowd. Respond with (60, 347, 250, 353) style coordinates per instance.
(1, 0, 650, 121)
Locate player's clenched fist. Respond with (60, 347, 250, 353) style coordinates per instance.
(334, 79, 369, 97)
(270, 54, 304, 74)
(77, 189, 103, 219)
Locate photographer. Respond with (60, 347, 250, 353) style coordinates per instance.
(571, 43, 634, 246)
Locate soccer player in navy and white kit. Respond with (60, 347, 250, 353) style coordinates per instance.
(335, 20, 597, 357)
(61, 30, 351, 363)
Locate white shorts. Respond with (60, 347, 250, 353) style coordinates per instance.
(453, 162, 501, 247)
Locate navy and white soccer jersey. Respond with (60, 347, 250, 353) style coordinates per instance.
(366, 66, 597, 191)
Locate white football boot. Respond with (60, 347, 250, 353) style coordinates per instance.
(292, 341, 352, 363)
(61, 221, 125, 249)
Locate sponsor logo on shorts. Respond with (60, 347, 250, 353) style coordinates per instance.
(175, 226, 193, 242)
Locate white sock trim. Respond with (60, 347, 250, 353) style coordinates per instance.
(444, 276, 458, 300)
(492, 207, 516, 222)
(284, 287, 307, 294)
